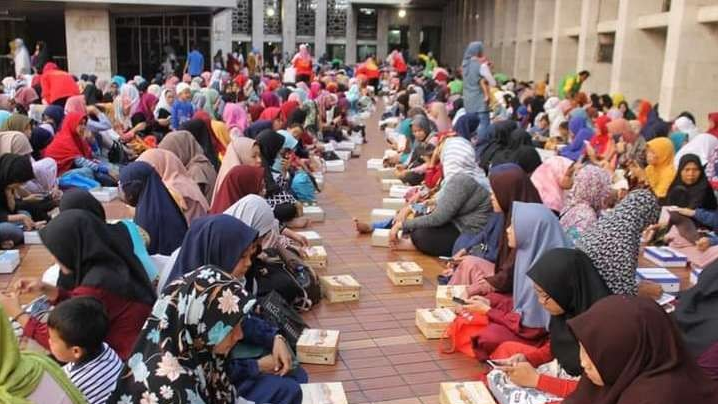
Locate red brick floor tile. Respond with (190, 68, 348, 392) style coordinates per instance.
(350, 365, 399, 380)
(345, 391, 370, 404)
(387, 351, 435, 365)
(343, 355, 393, 369)
(362, 386, 417, 402)
(337, 347, 384, 360)
(356, 375, 407, 390)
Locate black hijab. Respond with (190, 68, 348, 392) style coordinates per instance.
(39, 209, 156, 305)
(180, 119, 220, 170)
(0, 154, 34, 190)
(59, 188, 106, 220)
(667, 153, 717, 210)
(527, 248, 611, 376)
(30, 126, 53, 160)
(255, 129, 285, 196)
(675, 259, 718, 357)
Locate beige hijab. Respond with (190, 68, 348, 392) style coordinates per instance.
(0, 131, 32, 155)
(158, 130, 217, 201)
(211, 136, 258, 203)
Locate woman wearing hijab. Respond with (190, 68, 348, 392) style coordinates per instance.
(223, 102, 250, 137)
(212, 137, 262, 201)
(707, 112, 718, 138)
(610, 118, 646, 168)
(180, 118, 221, 170)
(585, 115, 614, 167)
(559, 165, 612, 243)
(467, 203, 571, 361)
(256, 130, 300, 223)
(530, 156, 574, 213)
(0, 306, 86, 404)
(137, 149, 209, 224)
(630, 137, 676, 200)
(154, 88, 174, 133)
(210, 165, 265, 214)
(158, 130, 217, 200)
(63, 95, 86, 116)
(0, 113, 32, 135)
(192, 109, 227, 159)
(559, 118, 594, 161)
(673, 132, 718, 169)
(488, 128, 535, 170)
(576, 189, 660, 296)
(13, 210, 155, 360)
(119, 161, 188, 255)
(564, 295, 718, 404)
(0, 130, 58, 195)
(0, 154, 38, 248)
(666, 153, 717, 210)
(448, 164, 543, 295)
(485, 248, 611, 402)
(13, 86, 39, 115)
(39, 63, 80, 106)
(112, 83, 140, 130)
(390, 137, 492, 256)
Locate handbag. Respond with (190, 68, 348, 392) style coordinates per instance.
(440, 309, 488, 358)
(257, 290, 308, 349)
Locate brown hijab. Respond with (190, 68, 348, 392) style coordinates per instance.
(211, 137, 258, 203)
(158, 130, 217, 201)
(565, 295, 718, 404)
(485, 163, 543, 292)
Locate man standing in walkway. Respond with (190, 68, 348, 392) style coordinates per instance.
(558, 70, 590, 99)
(184, 43, 205, 78)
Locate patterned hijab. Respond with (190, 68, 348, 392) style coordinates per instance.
(559, 164, 612, 236)
(576, 189, 660, 295)
(108, 266, 255, 404)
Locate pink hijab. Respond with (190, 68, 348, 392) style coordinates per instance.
(64, 95, 86, 115)
(223, 103, 249, 135)
(530, 156, 574, 212)
(309, 82, 321, 100)
(211, 137, 258, 203)
(429, 102, 451, 132)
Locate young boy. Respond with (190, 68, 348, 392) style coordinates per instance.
(171, 82, 194, 129)
(47, 297, 122, 404)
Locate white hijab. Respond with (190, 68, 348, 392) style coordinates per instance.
(674, 133, 718, 168)
(224, 194, 287, 249)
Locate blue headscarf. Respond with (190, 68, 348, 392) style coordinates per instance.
(167, 215, 258, 285)
(0, 111, 10, 128)
(119, 161, 188, 255)
(512, 202, 571, 328)
(568, 115, 587, 136)
(560, 127, 594, 161)
(42, 105, 65, 129)
(462, 41, 484, 74)
(111, 75, 127, 87)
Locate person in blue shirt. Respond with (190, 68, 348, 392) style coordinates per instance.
(184, 44, 205, 77)
(171, 83, 194, 130)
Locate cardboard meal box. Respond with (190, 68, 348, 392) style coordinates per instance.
(436, 285, 469, 308)
(303, 206, 326, 222)
(416, 308, 456, 339)
(690, 266, 703, 286)
(387, 261, 424, 285)
(335, 150, 351, 161)
(90, 187, 119, 202)
(371, 208, 397, 223)
(367, 158, 384, 170)
(643, 246, 688, 268)
(304, 246, 328, 270)
(298, 231, 323, 246)
(0, 250, 21, 274)
(371, 228, 399, 247)
(336, 141, 355, 151)
(23, 231, 42, 245)
(636, 267, 680, 293)
(320, 275, 361, 303)
(296, 329, 340, 365)
(389, 184, 412, 198)
(381, 179, 403, 191)
(383, 197, 405, 210)
(300, 383, 348, 404)
(325, 160, 346, 173)
(439, 382, 496, 404)
(322, 143, 335, 152)
(351, 144, 362, 157)
(376, 167, 397, 179)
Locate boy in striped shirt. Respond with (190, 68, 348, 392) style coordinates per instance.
(48, 297, 123, 404)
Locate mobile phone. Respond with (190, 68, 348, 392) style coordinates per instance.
(438, 256, 454, 262)
(452, 296, 468, 305)
(487, 358, 511, 368)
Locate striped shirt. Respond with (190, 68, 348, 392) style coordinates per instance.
(63, 343, 123, 404)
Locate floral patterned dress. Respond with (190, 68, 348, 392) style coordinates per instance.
(109, 265, 256, 404)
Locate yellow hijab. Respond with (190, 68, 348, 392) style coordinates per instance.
(645, 137, 676, 198)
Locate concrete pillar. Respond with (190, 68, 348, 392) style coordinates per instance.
(409, 19, 421, 58)
(282, 0, 297, 56)
(345, 5, 357, 65)
(531, 0, 554, 83)
(659, 0, 718, 126)
(550, 0, 581, 92)
(576, 0, 610, 94)
(314, 0, 327, 58)
(64, 8, 112, 79)
(610, 0, 665, 102)
(211, 9, 233, 61)
(252, 0, 264, 52)
(376, 8, 389, 60)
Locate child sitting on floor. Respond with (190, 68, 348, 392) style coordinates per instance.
(47, 297, 123, 404)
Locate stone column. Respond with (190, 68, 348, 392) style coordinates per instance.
(282, 0, 297, 55)
(409, 18, 421, 58)
(315, 0, 327, 58)
(64, 8, 112, 79)
(252, 0, 264, 52)
(376, 8, 389, 60)
(345, 5, 357, 65)
(211, 9, 233, 60)
(576, 0, 608, 94)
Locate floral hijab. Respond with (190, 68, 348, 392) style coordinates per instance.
(109, 265, 254, 404)
(560, 164, 612, 241)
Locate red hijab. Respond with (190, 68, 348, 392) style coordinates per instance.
(708, 112, 718, 138)
(44, 112, 92, 174)
(280, 101, 299, 121)
(248, 103, 265, 122)
(637, 100, 652, 126)
(590, 115, 612, 155)
(209, 165, 264, 214)
(192, 110, 226, 156)
(259, 107, 282, 122)
(137, 93, 158, 124)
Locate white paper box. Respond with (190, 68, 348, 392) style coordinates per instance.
(42, 263, 60, 286)
(301, 383, 348, 404)
(322, 143, 335, 152)
(304, 246, 328, 270)
(383, 198, 405, 210)
(637, 268, 680, 293)
(416, 308, 456, 339)
(436, 285, 469, 308)
(371, 228, 390, 247)
(376, 167, 396, 179)
(381, 179, 403, 191)
(439, 382, 496, 404)
(335, 150, 351, 161)
(297, 231, 323, 246)
(336, 141, 355, 151)
(690, 267, 703, 286)
(387, 261, 424, 285)
(303, 206, 325, 222)
(325, 160, 345, 172)
(367, 158, 384, 170)
(320, 275, 361, 303)
(23, 231, 42, 245)
(297, 329, 340, 365)
(536, 148, 557, 162)
(351, 145, 361, 157)
(90, 187, 119, 202)
(371, 208, 397, 223)
(0, 250, 21, 274)
(389, 184, 412, 198)
(643, 246, 688, 268)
